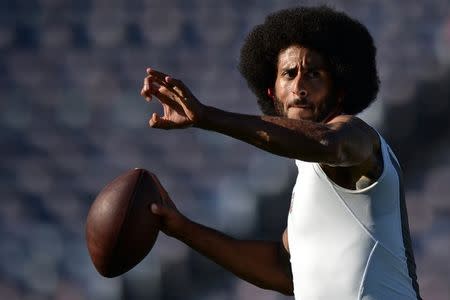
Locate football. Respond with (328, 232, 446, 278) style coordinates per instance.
(86, 168, 162, 277)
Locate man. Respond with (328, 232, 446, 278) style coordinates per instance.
(140, 6, 421, 300)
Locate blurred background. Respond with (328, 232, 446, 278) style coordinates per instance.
(0, 0, 449, 299)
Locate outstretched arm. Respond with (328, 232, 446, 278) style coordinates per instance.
(141, 68, 375, 167)
(150, 177, 293, 295)
(197, 106, 374, 167)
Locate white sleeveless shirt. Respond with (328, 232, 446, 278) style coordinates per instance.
(287, 135, 421, 299)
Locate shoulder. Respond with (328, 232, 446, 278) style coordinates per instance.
(327, 115, 372, 130)
(324, 115, 381, 167)
(327, 115, 379, 144)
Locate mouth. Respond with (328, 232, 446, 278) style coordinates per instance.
(289, 104, 312, 109)
(287, 99, 312, 110)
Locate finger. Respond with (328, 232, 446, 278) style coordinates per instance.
(143, 81, 173, 106)
(146, 74, 166, 86)
(164, 76, 186, 97)
(146, 68, 173, 88)
(149, 112, 176, 129)
(150, 203, 167, 216)
(143, 75, 154, 89)
(141, 76, 154, 101)
(149, 173, 173, 207)
(153, 83, 194, 115)
(147, 69, 186, 96)
(147, 68, 168, 81)
(141, 87, 152, 102)
(146, 71, 187, 103)
(144, 74, 179, 98)
(150, 84, 178, 106)
(153, 83, 186, 108)
(149, 112, 160, 127)
(146, 68, 182, 89)
(146, 80, 189, 118)
(150, 203, 159, 214)
(164, 77, 198, 110)
(149, 86, 187, 119)
(149, 74, 182, 97)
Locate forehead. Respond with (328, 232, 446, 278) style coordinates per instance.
(277, 45, 327, 68)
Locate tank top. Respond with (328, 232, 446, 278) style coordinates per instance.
(287, 134, 421, 299)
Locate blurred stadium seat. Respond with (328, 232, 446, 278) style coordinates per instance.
(1, 1, 449, 299)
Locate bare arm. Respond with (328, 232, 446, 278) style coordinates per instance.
(177, 221, 293, 295)
(149, 177, 293, 295)
(197, 106, 374, 167)
(141, 69, 375, 167)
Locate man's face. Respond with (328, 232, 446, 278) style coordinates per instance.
(272, 45, 340, 122)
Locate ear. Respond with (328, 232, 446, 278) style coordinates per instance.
(267, 88, 275, 99)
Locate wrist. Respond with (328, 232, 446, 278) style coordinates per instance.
(170, 214, 192, 241)
(193, 105, 213, 129)
(175, 217, 202, 247)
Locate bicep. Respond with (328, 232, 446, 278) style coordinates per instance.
(325, 116, 376, 167)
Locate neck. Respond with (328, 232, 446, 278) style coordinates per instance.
(321, 107, 342, 124)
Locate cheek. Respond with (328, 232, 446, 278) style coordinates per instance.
(308, 79, 327, 93)
(310, 80, 333, 100)
(276, 81, 293, 101)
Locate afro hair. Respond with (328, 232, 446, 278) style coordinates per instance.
(238, 6, 380, 116)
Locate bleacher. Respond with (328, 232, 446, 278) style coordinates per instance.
(1, 0, 449, 299)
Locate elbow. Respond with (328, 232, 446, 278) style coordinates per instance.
(285, 291, 295, 296)
(281, 287, 294, 296)
(258, 277, 294, 296)
(263, 285, 293, 296)
(270, 279, 294, 296)
(277, 282, 294, 296)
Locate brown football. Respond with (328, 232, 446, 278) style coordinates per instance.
(86, 168, 162, 277)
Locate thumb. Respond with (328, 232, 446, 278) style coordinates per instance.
(149, 112, 161, 128)
(150, 203, 167, 216)
(149, 113, 175, 129)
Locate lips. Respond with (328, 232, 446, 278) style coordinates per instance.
(287, 99, 311, 109)
(289, 104, 311, 109)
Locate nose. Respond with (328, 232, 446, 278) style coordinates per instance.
(291, 74, 308, 98)
(292, 87, 308, 99)
(298, 89, 307, 98)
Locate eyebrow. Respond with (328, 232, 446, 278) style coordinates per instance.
(281, 65, 297, 70)
(303, 56, 326, 67)
(280, 63, 322, 72)
(278, 55, 328, 73)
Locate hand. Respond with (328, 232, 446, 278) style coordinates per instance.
(140, 68, 205, 129)
(149, 174, 188, 238)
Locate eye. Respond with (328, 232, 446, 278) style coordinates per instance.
(282, 68, 297, 79)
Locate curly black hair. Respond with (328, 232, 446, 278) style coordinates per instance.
(238, 6, 379, 116)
